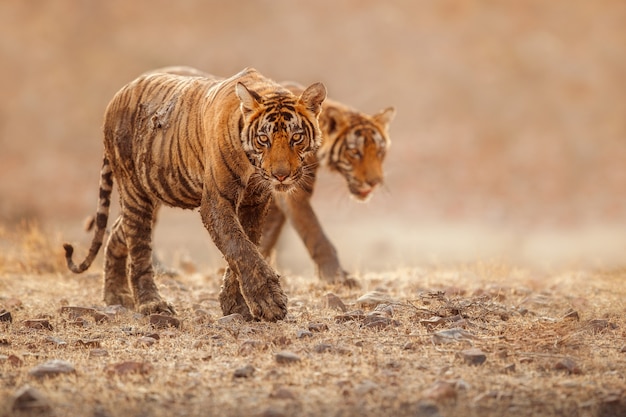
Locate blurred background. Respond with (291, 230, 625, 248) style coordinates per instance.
(1, 0, 625, 275)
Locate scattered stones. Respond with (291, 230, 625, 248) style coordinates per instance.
(12, 385, 51, 412)
(458, 348, 487, 366)
(0, 309, 12, 323)
(24, 319, 53, 331)
(217, 313, 244, 325)
(420, 316, 446, 328)
(355, 291, 395, 308)
(308, 322, 328, 332)
(431, 328, 477, 345)
(233, 364, 255, 378)
(106, 361, 152, 376)
(554, 357, 581, 374)
(29, 359, 75, 378)
(325, 293, 347, 312)
(149, 314, 181, 329)
(313, 343, 333, 353)
(296, 330, 313, 339)
(275, 351, 301, 364)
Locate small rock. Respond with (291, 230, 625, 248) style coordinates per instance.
(12, 385, 51, 412)
(149, 314, 180, 329)
(308, 322, 328, 332)
(269, 386, 296, 400)
(24, 319, 53, 331)
(136, 336, 157, 347)
(0, 309, 12, 323)
(423, 380, 457, 401)
(239, 339, 267, 355)
(334, 310, 365, 323)
(233, 364, 255, 378)
(355, 291, 395, 308)
(275, 351, 301, 364)
(59, 306, 98, 319)
(361, 315, 398, 330)
(503, 363, 516, 373)
(29, 359, 75, 378)
(459, 348, 487, 366)
(587, 319, 617, 333)
(44, 336, 67, 347)
(89, 349, 109, 358)
(8, 354, 23, 367)
(431, 328, 477, 345)
(420, 316, 446, 328)
(0, 338, 10, 346)
(313, 343, 333, 353)
(325, 293, 347, 312)
(403, 342, 417, 350)
(217, 313, 244, 325)
(296, 330, 313, 339)
(106, 361, 152, 376)
(373, 303, 395, 317)
(562, 309, 579, 321)
(554, 357, 581, 374)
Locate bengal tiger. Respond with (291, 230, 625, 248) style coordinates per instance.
(63, 67, 326, 321)
(138, 67, 394, 286)
(259, 85, 395, 286)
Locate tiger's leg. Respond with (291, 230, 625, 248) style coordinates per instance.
(120, 195, 175, 315)
(103, 216, 134, 308)
(258, 199, 287, 262)
(282, 190, 357, 286)
(213, 187, 286, 321)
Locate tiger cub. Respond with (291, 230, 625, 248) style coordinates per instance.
(63, 68, 326, 321)
(260, 85, 395, 286)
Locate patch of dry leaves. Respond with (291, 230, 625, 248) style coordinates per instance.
(0, 229, 625, 417)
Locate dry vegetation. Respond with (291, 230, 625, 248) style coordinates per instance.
(1, 226, 624, 417)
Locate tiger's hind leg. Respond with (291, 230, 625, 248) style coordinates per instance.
(103, 216, 134, 308)
(120, 195, 175, 315)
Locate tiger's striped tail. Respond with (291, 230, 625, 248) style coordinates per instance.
(63, 156, 113, 273)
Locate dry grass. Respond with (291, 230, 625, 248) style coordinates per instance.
(1, 227, 625, 417)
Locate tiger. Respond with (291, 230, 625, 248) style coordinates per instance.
(63, 67, 326, 322)
(259, 86, 395, 286)
(135, 67, 394, 286)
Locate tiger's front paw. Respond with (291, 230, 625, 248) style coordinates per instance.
(137, 299, 176, 316)
(245, 276, 288, 322)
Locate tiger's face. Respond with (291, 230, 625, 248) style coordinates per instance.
(237, 82, 326, 193)
(326, 107, 395, 201)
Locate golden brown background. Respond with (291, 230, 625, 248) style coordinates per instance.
(1, 0, 625, 273)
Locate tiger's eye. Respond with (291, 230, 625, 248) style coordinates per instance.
(256, 134, 270, 147)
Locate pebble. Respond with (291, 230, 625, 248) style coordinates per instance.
(459, 348, 487, 366)
(0, 309, 12, 323)
(269, 386, 296, 400)
(325, 293, 347, 312)
(313, 343, 333, 353)
(554, 357, 581, 374)
(24, 319, 53, 331)
(233, 364, 255, 378)
(275, 351, 301, 364)
(12, 385, 51, 412)
(423, 380, 457, 401)
(308, 322, 328, 332)
(136, 336, 157, 347)
(355, 291, 395, 308)
(29, 359, 75, 378)
(149, 314, 181, 329)
(296, 330, 313, 339)
(106, 361, 152, 376)
(89, 349, 109, 358)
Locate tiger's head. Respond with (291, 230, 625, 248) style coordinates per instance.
(321, 104, 396, 201)
(237, 82, 327, 193)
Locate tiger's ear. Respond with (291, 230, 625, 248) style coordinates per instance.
(236, 82, 262, 115)
(372, 106, 396, 128)
(298, 82, 327, 116)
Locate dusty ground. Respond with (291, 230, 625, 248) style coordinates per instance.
(1, 1, 626, 416)
(0, 225, 625, 417)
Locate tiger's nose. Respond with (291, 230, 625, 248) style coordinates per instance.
(272, 168, 290, 182)
(366, 177, 381, 187)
